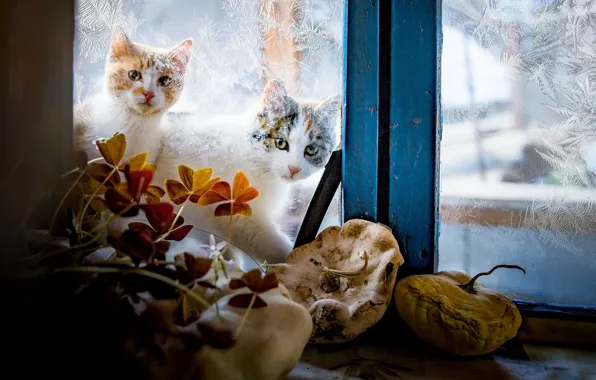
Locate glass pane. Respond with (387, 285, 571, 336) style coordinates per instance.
(73, 0, 344, 269)
(440, 0, 596, 306)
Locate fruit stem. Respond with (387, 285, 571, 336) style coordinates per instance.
(459, 264, 526, 294)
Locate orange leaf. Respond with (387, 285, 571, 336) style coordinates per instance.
(178, 165, 194, 190)
(145, 185, 165, 204)
(210, 181, 232, 200)
(198, 181, 231, 205)
(191, 168, 213, 192)
(96, 133, 126, 166)
(232, 171, 250, 199)
(234, 187, 260, 204)
(165, 179, 190, 205)
(198, 191, 227, 206)
(214, 202, 252, 217)
(118, 152, 148, 172)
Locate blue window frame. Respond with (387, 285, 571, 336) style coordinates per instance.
(335, 0, 596, 320)
(343, 0, 440, 276)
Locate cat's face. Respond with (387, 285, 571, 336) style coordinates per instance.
(105, 30, 193, 116)
(252, 80, 341, 182)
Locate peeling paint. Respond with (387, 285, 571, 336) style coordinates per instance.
(409, 117, 421, 126)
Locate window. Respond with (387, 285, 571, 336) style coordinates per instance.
(342, 0, 596, 316)
(73, 0, 344, 262)
(440, 0, 596, 307)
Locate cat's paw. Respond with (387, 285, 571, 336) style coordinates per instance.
(247, 233, 293, 264)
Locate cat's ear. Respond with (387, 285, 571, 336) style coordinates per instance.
(315, 95, 342, 149)
(315, 94, 342, 123)
(169, 38, 194, 69)
(109, 28, 132, 60)
(261, 79, 288, 113)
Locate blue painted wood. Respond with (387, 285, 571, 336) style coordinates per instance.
(342, 0, 380, 222)
(387, 0, 442, 274)
(515, 301, 596, 322)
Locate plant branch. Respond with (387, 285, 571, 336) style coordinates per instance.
(77, 166, 118, 237)
(54, 266, 211, 309)
(155, 202, 186, 243)
(235, 292, 256, 337)
(50, 170, 85, 235)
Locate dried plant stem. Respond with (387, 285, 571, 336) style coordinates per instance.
(235, 292, 256, 337)
(220, 203, 234, 258)
(77, 166, 118, 237)
(459, 264, 526, 294)
(49, 170, 85, 235)
(55, 266, 211, 309)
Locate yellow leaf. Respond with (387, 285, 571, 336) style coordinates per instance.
(88, 196, 108, 213)
(145, 185, 165, 204)
(191, 168, 213, 193)
(96, 133, 126, 166)
(144, 163, 157, 173)
(178, 165, 194, 190)
(81, 176, 107, 196)
(118, 152, 148, 172)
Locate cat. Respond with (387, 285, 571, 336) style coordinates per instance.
(74, 29, 193, 163)
(155, 79, 341, 264)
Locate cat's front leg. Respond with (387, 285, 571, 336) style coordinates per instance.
(234, 219, 293, 264)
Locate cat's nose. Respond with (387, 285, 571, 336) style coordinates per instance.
(144, 91, 155, 102)
(288, 166, 301, 176)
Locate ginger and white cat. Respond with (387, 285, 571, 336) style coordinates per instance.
(156, 79, 341, 263)
(74, 29, 193, 162)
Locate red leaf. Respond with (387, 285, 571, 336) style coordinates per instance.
(125, 170, 154, 202)
(112, 229, 154, 264)
(228, 279, 247, 290)
(141, 203, 174, 228)
(183, 253, 213, 280)
(241, 269, 263, 290)
(155, 240, 171, 256)
(105, 188, 138, 217)
(256, 272, 279, 293)
(128, 222, 158, 240)
(228, 294, 267, 309)
(164, 225, 193, 241)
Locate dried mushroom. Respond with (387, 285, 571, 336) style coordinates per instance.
(395, 264, 526, 356)
(272, 219, 404, 344)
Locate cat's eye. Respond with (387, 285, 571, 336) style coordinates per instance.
(275, 138, 288, 151)
(304, 145, 318, 157)
(157, 76, 172, 87)
(128, 70, 142, 81)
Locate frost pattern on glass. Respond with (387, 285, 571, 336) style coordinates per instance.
(441, 0, 596, 306)
(74, 0, 344, 253)
(75, 0, 343, 114)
